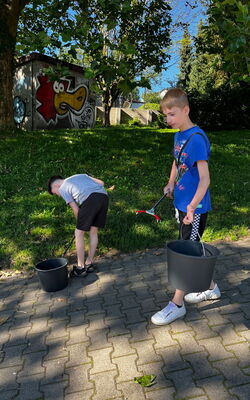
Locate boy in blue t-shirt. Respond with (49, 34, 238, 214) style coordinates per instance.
(151, 88, 221, 325)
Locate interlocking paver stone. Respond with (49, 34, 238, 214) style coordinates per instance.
(211, 323, 246, 345)
(213, 358, 250, 387)
(160, 345, 189, 372)
(117, 380, 147, 400)
(226, 342, 250, 367)
(198, 336, 233, 361)
(109, 334, 135, 357)
(65, 364, 93, 393)
(0, 238, 249, 399)
(89, 347, 116, 374)
(172, 331, 204, 354)
(91, 370, 122, 400)
(148, 326, 177, 349)
(196, 375, 238, 400)
(229, 383, 250, 400)
(167, 368, 205, 398)
(113, 353, 140, 382)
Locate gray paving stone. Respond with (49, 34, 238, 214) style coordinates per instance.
(66, 342, 91, 367)
(0, 365, 22, 391)
(65, 364, 93, 393)
(91, 370, 122, 400)
(132, 339, 162, 365)
(17, 373, 44, 399)
(0, 344, 26, 368)
(66, 323, 89, 345)
(173, 331, 205, 354)
(229, 383, 250, 400)
(184, 351, 219, 379)
(198, 336, 233, 361)
(117, 380, 147, 400)
(40, 379, 68, 399)
(42, 357, 68, 384)
(89, 347, 116, 374)
(19, 350, 46, 377)
(129, 321, 154, 342)
(226, 342, 250, 367)
(0, 390, 19, 400)
(196, 375, 237, 400)
(113, 353, 140, 382)
(167, 368, 205, 398)
(109, 334, 135, 357)
(160, 345, 189, 372)
(88, 327, 111, 351)
(213, 358, 250, 387)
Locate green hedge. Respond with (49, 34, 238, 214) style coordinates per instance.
(188, 86, 250, 130)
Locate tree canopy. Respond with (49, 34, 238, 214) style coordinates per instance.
(17, 0, 172, 125)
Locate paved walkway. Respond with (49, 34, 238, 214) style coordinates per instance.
(0, 237, 250, 400)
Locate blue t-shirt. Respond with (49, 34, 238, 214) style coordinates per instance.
(173, 126, 211, 214)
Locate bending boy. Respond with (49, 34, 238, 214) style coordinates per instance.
(48, 174, 109, 277)
(151, 88, 221, 325)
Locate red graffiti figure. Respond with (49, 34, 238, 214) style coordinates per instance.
(36, 75, 87, 123)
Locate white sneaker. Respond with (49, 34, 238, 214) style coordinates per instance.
(184, 284, 221, 304)
(151, 301, 186, 325)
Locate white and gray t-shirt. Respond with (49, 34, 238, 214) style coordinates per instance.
(59, 174, 107, 205)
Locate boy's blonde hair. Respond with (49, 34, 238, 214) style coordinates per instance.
(160, 88, 189, 110)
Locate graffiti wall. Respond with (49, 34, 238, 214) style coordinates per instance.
(13, 53, 95, 130)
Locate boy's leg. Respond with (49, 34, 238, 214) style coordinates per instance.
(179, 211, 221, 303)
(70, 228, 88, 277)
(75, 228, 85, 267)
(86, 226, 98, 265)
(151, 211, 208, 325)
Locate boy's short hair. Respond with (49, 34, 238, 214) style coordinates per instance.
(48, 175, 63, 195)
(160, 88, 189, 110)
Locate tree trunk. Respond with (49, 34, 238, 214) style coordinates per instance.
(0, 1, 29, 131)
(101, 86, 120, 127)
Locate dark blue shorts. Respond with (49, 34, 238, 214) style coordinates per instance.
(76, 193, 109, 231)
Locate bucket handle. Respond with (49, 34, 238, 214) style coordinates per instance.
(180, 223, 206, 257)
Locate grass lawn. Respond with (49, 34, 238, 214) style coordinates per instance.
(0, 126, 249, 270)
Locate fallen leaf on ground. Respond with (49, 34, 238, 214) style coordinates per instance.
(134, 375, 156, 387)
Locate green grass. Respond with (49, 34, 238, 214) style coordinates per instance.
(0, 126, 249, 270)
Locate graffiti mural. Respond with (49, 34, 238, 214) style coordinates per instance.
(13, 96, 26, 125)
(36, 75, 95, 128)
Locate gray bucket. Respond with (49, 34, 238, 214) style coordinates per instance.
(167, 240, 220, 292)
(35, 258, 68, 292)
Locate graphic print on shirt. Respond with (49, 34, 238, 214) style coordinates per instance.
(174, 140, 188, 189)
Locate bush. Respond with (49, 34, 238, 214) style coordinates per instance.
(127, 117, 142, 126)
(188, 85, 250, 130)
(139, 103, 160, 111)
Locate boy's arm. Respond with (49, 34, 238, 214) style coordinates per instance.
(164, 160, 177, 197)
(89, 176, 104, 186)
(183, 160, 210, 224)
(69, 201, 79, 219)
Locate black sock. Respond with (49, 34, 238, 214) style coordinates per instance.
(173, 302, 183, 308)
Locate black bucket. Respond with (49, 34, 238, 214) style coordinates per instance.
(167, 240, 220, 292)
(35, 258, 68, 292)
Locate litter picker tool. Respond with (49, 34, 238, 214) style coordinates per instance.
(135, 190, 169, 222)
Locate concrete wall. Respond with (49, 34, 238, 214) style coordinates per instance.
(13, 53, 95, 130)
(96, 107, 160, 125)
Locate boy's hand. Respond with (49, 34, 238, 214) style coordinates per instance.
(183, 204, 195, 224)
(164, 184, 174, 198)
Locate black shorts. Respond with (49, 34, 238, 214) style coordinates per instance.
(177, 209, 208, 241)
(76, 193, 109, 232)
